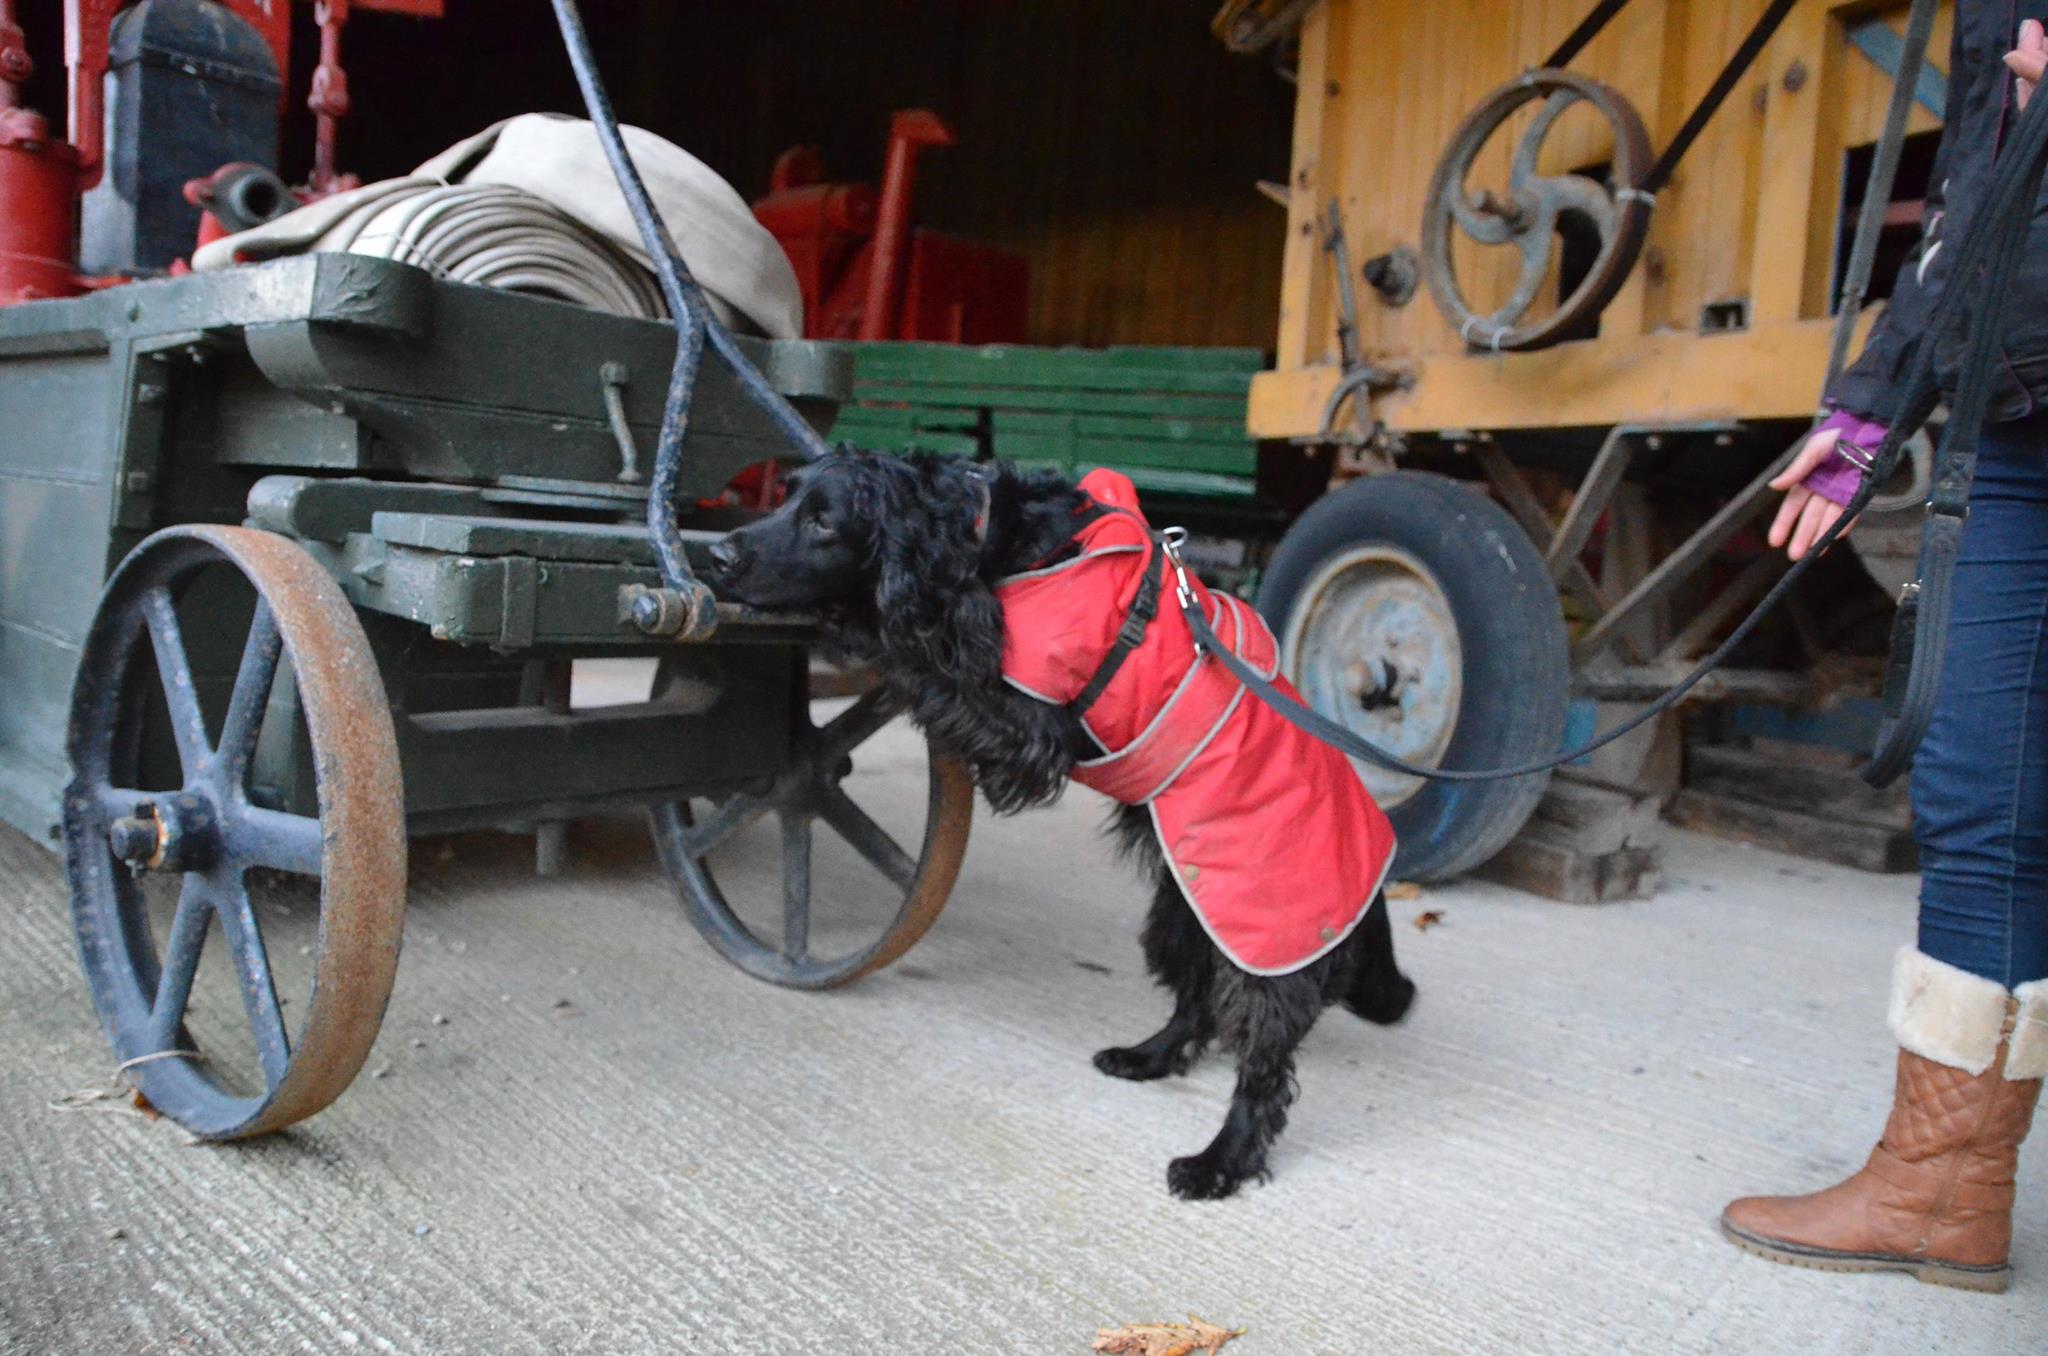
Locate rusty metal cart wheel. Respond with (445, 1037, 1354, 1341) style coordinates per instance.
(62, 525, 406, 1140)
(1422, 69, 1654, 352)
(1259, 472, 1568, 881)
(650, 685, 973, 989)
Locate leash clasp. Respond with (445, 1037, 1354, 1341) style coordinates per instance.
(1159, 527, 1198, 609)
(1158, 527, 1207, 657)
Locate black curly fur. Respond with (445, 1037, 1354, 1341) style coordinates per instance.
(712, 450, 1418, 1199)
(806, 451, 1097, 812)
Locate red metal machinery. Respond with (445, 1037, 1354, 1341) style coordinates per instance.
(0, 0, 439, 304)
(753, 108, 1030, 344)
(0, 0, 111, 302)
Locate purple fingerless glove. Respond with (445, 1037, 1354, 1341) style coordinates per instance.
(1803, 407, 1888, 508)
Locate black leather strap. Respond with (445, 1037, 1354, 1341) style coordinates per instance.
(1640, 0, 1799, 195)
(1067, 542, 1163, 719)
(1544, 0, 1632, 69)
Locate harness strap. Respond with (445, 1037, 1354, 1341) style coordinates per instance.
(1067, 541, 1163, 719)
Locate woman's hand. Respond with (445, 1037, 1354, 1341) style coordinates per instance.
(1768, 426, 1856, 561)
(2008, 18, 2046, 111)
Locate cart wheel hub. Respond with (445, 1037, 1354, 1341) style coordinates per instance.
(1282, 545, 1463, 809)
(1469, 187, 1532, 231)
(1346, 658, 1405, 713)
(108, 791, 221, 872)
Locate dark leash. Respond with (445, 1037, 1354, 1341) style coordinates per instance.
(550, 0, 831, 631)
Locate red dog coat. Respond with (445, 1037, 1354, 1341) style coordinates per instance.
(995, 470, 1397, 975)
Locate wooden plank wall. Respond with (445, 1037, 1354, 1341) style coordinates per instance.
(629, 2, 1295, 350)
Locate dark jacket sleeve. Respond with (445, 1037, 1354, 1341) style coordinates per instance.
(1825, 16, 1971, 420)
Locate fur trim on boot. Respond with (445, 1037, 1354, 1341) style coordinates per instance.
(1889, 948, 2013, 1076)
(2012, 978, 2048, 1082)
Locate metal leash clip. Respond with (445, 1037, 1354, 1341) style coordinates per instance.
(1159, 527, 1197, 606)
(1158, 527, 1208, 658)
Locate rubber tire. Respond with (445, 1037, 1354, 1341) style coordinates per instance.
(1257, 471, 1569, 881)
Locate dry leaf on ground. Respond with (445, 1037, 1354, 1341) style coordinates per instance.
(1092, 1315, 1243, 1356)
(1386, 880, 1423, 901)
(1413, 909, 1446, 931)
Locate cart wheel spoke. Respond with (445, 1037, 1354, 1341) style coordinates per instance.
(681, 792, 772, 860)
(1531, 171, 1615, 237)
(780, 812, 812, 961)
(1509, 90, 1580, 188)
(233, 805, 325, 878)
(95, 784, 160, 823)
(216, 601, 282, 783)
(140, 586, 210, 776)
(819, 788, 918, 892)
(1494, 226, 1558, 328)
(147, 875, 213, 1047)
(816, 690, 899, 759)
(213, 876, 291, 1089)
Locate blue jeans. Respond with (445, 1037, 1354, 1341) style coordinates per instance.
(1911, 413, 2048, 988)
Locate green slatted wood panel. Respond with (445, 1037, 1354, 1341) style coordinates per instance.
(834, 343, 1264, 501)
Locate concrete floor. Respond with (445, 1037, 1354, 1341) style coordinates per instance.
(3, 716, 2044, 1355)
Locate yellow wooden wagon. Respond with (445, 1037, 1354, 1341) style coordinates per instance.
(1217, 0, 1946, 882)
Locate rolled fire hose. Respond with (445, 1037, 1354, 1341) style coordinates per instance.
(268, 180, 667, 320)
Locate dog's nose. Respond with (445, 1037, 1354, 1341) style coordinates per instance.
(708, 537, 743, 573)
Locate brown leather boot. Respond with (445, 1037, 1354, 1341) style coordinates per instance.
(1721, 950, 2047, 1293)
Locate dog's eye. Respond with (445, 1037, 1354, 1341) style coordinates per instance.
(805, 508, 839, 541)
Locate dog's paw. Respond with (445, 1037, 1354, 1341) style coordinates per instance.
(1347, 973, 1417, 1026)
(1167, 1151, 1252, 1201)
(1093, 1044, 1176, 1081)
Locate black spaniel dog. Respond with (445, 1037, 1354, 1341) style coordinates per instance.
(708, 450, 1415, 1200)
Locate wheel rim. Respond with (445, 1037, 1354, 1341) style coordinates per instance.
(651, 686, 972, 990)
(63, 526, 406, 1140)
(1279, 544, 1463, 808)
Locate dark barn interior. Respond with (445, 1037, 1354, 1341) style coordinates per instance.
(14, 0, 1294, 348)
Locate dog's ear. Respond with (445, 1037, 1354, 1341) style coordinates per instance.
(870, 462, 1004, 686)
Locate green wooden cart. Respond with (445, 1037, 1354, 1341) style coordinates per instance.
(0, 253, 974, 1140)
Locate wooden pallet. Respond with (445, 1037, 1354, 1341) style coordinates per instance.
(1476, 775, 1665, 904)
(1664, 741, 1916, 874)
